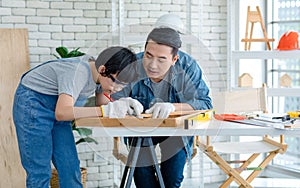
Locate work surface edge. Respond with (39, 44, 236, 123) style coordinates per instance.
(80, 120, 300, 137)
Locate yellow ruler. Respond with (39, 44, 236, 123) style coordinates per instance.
(188, 110, 214, 121)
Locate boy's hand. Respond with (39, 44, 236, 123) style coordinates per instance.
(101, 97, 143, 118)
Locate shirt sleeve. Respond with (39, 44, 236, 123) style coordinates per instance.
(176, 54, 213, 110)
(95, 84, 102, 94)
(57, 63, 90, 102)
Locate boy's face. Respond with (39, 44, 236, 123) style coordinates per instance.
(97, 65, 127, 94)
(143, 40, 178, 83)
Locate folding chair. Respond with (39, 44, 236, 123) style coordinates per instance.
(197, 84, 288, 188)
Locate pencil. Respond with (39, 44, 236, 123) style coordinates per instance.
(103, 92, 114, 102)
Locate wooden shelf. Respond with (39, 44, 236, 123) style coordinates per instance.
(267, 88, 300, 97)
(230, 88, 300, 97)
(232, 50, 300, 60)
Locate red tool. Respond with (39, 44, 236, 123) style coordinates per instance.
(214, 114, 246, 121)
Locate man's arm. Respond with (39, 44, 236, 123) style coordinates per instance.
(177, 51, 213, 110)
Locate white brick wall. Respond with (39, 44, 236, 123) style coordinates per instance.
(1, 0, 228, 187)
(2, 0, 26, 8)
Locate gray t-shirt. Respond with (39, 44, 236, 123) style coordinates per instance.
(150, 71, 171, 103)
(22, 55, 96, 102)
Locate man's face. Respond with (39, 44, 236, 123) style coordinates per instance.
(143, 40, 178, 83)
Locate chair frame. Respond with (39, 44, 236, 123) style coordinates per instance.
(197, 84, 288, 188)
(113, 137, 128, 164)
(197, 136, 287, 188)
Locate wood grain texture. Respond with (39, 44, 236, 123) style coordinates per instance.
(0, 28, 29, 188)
(75, 110, 207, 128)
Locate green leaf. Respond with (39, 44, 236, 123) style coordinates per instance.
(75, 136, 98, 145)
(56, 46, 69, 58)
(76, 127, 92, 136)
(77, 51, 85, 56)
(68, 48, 85, 57)
(84, 96, 96, 107)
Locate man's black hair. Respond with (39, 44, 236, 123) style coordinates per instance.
(145, 27, 182, 57)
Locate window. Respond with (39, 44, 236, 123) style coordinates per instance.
(267, 0, 300, 113)
(267, 0, 300, 173)
(234, 0, 300, 174)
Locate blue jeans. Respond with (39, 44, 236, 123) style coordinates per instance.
(130, 137, 187, 188)
(13, 84, 82, 188)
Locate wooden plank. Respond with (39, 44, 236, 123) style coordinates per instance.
(140, 110, 205, 118)
(0, 28, 29, 188)
(75, 110, 207, 128)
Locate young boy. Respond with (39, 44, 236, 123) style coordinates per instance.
(12, 46, 143, 188)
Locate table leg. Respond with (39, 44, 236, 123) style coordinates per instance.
(120, 137, 142, 188)
(144, 138, 165, 188)
(120, 137, 165, 188)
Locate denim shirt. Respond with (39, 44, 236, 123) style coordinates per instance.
(112, 50, 213, 159)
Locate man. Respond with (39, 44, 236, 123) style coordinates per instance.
(112, 28, 212, 187)
(12, 46, 143, 188)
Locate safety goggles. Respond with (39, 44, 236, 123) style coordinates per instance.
(108, 74, 128, 91)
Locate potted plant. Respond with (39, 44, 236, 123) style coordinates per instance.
(52, 46, 86, 59)
(50, 46, 97, 188)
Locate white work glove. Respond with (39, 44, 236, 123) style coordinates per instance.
(145, 102, 175, 118)
(101, 97, 143, 118)
(119, 97, 144, 116)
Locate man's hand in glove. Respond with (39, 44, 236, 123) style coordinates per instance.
(101, 97, 143, 118)
(145, 102, 175, 118)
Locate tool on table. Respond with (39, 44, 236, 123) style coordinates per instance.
(287, 111, 300, 118)
(214, 114, 246, 121)
(184, 110, 213, 129)
(252, 113, 299, 128)
(213, 113, 287, 129)
(257, 113, 291, 122)
(189, 110, 213, 121)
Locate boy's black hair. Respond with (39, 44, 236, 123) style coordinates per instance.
(95, 46, 137, 83)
